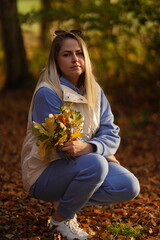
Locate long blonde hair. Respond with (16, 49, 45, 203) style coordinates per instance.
(37, 32, 98, 108)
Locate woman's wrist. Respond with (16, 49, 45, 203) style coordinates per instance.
(86, 143, 96, 154)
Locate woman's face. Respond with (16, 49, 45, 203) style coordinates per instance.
(57, 38, 85, 86)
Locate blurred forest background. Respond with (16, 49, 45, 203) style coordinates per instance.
(0, 0, 160, 239)
(1, 0, 160, 116)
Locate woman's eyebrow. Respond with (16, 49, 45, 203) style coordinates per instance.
(62, 50, 71, 53)
(62, 49, 82, 53)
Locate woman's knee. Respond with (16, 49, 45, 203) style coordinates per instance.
(92, 154, 109, 181)
(121, 173, 140, 202)
(76, 153, 109, 183)
(108, 163, 140, 202)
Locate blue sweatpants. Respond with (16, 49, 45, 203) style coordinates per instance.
(29, 153, 140, 219)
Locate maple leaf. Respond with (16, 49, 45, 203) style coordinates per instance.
(70, 131, 84, 140)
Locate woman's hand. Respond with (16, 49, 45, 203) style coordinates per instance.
(106, 155, 120, 165)
(61, 139, 95, 157)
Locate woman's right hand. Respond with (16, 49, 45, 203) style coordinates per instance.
(61, 139, 95, 157)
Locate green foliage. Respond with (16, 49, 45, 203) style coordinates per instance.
(17, 0, 160, 116)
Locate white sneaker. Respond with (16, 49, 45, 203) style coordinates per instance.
(49, 215, 89, 240)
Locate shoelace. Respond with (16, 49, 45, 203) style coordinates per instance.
(49, 214, 77, 228)
(65, 219, 84, 235)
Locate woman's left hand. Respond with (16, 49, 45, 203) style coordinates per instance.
(106, 155, 120, 165)
(61, 139, 94, 157)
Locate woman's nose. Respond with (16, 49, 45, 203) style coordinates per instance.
(72, 53, 78, 62)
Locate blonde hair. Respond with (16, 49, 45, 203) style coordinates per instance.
(37, 32, 98, 108)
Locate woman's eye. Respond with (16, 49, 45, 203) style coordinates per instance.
(63, 53, 70, 57)
(77, 52, 83, 56)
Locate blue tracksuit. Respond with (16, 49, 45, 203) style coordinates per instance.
(30, 77, 140, 219)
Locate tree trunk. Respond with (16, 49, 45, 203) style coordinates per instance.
(40, 0, 52, 48)
(0, 0, 33, 89)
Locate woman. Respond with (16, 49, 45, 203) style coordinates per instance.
(21, 30, 140, 240)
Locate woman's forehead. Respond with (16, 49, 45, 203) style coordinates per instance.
(60, 38, 82, 51)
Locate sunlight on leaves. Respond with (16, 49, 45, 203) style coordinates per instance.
(32, 103, 84, 162)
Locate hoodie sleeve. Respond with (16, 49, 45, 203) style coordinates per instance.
(87, 89, 121, 157)
(32, 87, 63, 123)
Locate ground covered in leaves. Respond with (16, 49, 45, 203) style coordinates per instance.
(0, 89, 160, 240)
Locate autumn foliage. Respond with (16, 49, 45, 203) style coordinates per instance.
(1, 0, 160, 238)
(32, 104, 84, 163)
(0, 89, 159, 240)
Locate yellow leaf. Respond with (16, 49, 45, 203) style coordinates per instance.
(32, 103, 84, 163)
(55, 134, 68, 146)
(70, 132, 83, 140)
(5, 234, 14, 239)
(33, 121, 48, 136)
(43, 115, 56, 136)
(37, 139, 50, 159)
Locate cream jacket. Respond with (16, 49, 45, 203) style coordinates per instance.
(21, 82, 101, 192)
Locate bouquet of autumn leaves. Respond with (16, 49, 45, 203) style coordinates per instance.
(32, 104, 84, 163)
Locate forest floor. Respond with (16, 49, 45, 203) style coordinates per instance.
(0, 89, 160, 240)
